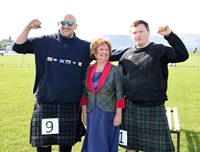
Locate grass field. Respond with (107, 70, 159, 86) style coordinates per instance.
(0, 54, 200, 152)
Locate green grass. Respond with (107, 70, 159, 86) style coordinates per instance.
(0, 54, 200, 152)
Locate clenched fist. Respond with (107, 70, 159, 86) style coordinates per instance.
(157, 25, 171, 37)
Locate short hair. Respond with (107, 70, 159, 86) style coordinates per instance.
(130, 20, 149, 32)
(90, 38, 112, 59)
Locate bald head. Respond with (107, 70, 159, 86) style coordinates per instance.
(64, 14, 76, 23)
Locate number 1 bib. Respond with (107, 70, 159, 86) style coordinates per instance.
(119, 129, 127, 146)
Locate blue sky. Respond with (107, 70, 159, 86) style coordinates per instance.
(1, 0, 200, 41)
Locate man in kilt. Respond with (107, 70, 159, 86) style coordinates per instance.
(12, 14, 92, 152)
(110, 20, 189, 152)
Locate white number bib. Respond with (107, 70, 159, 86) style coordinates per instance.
(42, 118, 59, 135)
(119, 129, 127, 146)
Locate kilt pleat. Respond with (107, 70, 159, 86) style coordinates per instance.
(30, 102, 86, 147)
(120, 99, 175, 152)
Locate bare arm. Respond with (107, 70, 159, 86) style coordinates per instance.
(15, 19, 42, 44)
(82, 105, 87, 126)
(113, 108, 122, 127)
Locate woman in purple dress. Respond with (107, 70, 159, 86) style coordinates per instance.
(81, 38, 125, 152)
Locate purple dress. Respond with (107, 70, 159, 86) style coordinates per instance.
(81, 72, 120, 152)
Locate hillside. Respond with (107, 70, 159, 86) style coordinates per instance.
(90, 34, 200, 51)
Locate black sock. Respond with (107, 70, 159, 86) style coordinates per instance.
(59, 146, 72, 152)
(37, 146, 51, 152)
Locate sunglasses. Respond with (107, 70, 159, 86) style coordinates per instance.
(60, 21, 75, 26)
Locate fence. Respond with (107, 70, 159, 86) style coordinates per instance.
(1, 53, 200, 69)
(0, 54, 35, 66)
(170, 53, 200, 69)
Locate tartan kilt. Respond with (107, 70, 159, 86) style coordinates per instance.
(120, 99, 175, 152)
(30, 101, 86, 147)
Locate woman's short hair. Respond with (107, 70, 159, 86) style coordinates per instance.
(90, 37, 112, 59)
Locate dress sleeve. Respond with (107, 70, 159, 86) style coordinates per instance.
(81, 97, 87, 105)
(81, 71, 89, 105)
(114, 65, 125, 108)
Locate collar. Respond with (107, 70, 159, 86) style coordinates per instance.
(87, 60, 112, 93)
(57, 30, 76, 42)
(134, 42, 153, 51)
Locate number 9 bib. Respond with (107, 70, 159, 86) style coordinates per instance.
(42, 118, 59, 135)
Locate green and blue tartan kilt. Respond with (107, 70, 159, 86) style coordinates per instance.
(119, 99, 175, 152)
(30, 102, 86, 147)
